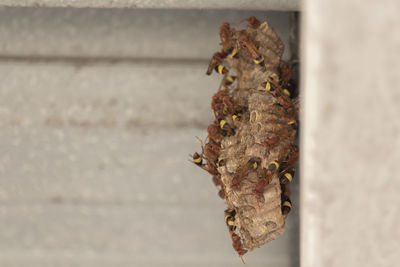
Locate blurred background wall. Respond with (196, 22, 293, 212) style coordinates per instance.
(0, 4, 299, 267)
(301, 1, 400, 267)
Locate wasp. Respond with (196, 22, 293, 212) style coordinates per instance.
(224, 209, 247, 262)
(267, 81, 297, 115)
(206, 23, 237, 76)
(261, 80, 291, 98)
(262, 80, 290, 99)
(283, 145, 299, 167)
(219, 119, 235, 136)
(224, 75, 236, 86)
(190, 151, 218, 178)
(192, 137, 227, 200)
(279, 168, 295, 184)
(219, 22, 236, 53)
(227, 47, 239, 58)
(229, 166, 271, 210)
(244, 166, 279, 210)
(282, 88, 291, 97)
(206, 51, 228, 75)
(207, 123, 223, 143)
(267, 160, 279, 172)
(203, 139, 220, 162)
(191, 152, 203, 166)
(231, 232, 248, 262)
(192, 138, 220, 173)
(254, 136, 280, 151)
(231, 157, 262, 191)
(231, 109, 242, 121)
(261, 81, 273, 92)
(245, 16, 261, 28)
(279, 63, 298, 98)
(265, 136, 280, 148)
(215, 156, 226, 168)
(279, 63, 292, 87)
(231, 173, 245, 192)
(277, 145, 298, 184)
(231, 106, 247, 122)
(212, 174, 222, 187)
(252, 161, 279, 196)
(216, 64, 229, 76)
(218, 182, 227, 199)
(211, 88, 234, 119)
(288, 119, 298, 130)
(238, 16, 261, 29)
(224, 208, 237, 231)
(253, 167, 272, 194)
(237, 30, 265, 66)
(260, 66, 295, 98)
(281, 194, 292, 217)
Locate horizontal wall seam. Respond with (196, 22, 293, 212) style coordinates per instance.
(0, 55, 209, 66)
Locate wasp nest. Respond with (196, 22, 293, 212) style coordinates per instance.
(191, 16, 298, 260)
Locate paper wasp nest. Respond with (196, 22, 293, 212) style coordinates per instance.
(192, 17, 298, 259)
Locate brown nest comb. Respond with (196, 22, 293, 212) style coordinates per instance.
(191, 16, 298, 262)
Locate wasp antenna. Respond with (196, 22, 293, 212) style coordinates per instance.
(195, 136, 204, 147)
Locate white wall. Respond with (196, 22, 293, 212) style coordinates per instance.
(302, 1, 400, 266)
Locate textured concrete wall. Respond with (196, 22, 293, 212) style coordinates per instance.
(302, 1, 400, 267)
(0, 7, 298, 267)
(0, 8, 292, 60)
(0, 0, 300, 11)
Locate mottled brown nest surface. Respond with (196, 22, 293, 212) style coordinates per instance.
(192, 17, 298, 258)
